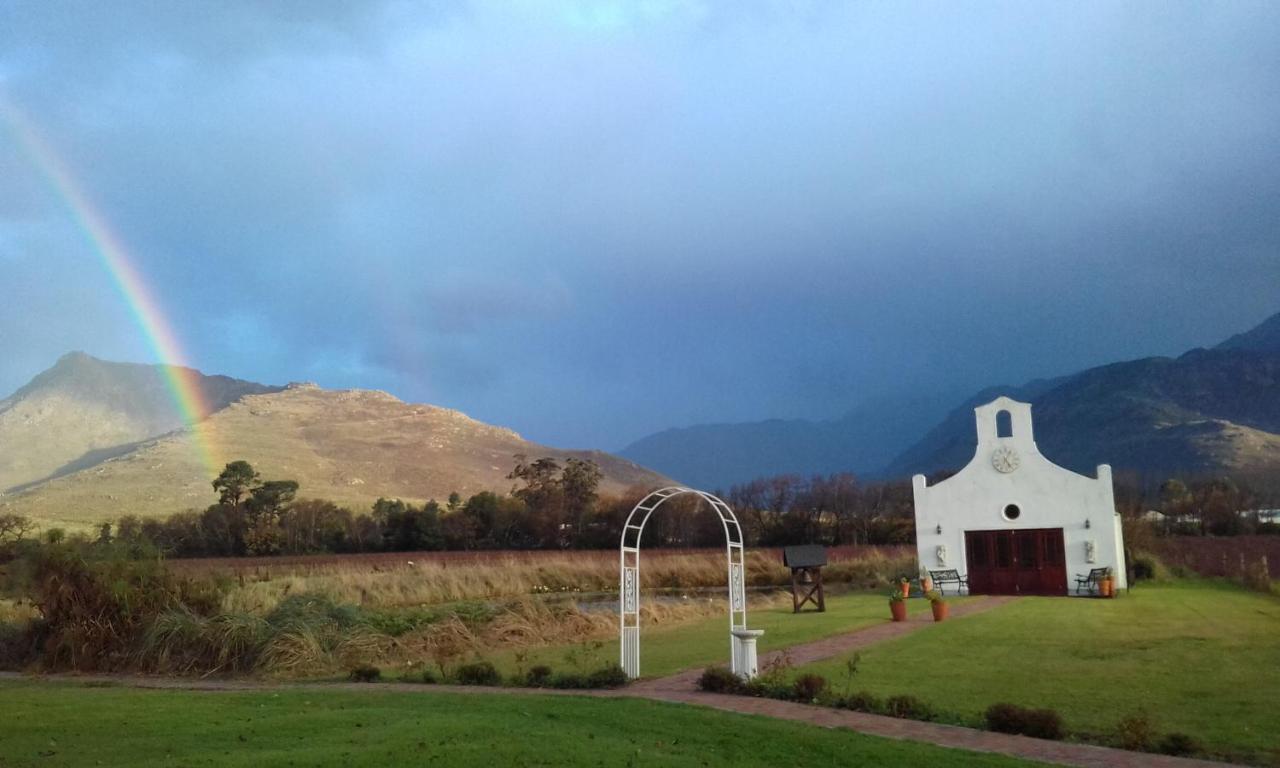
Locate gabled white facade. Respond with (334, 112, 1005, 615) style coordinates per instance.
(912, 396, 1126, 594)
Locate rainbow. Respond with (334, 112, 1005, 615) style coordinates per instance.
(1, 96, 222, 478)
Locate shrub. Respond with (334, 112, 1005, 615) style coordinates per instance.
(454, 660, 501, 686)
(884, 694, 934, 721)
(1157, 732, 1202, 757)
(0, 621, 30, 668)
(524, 665, 553, 687)
(984, 703, 1065, 740)
(697, 666, 743, 694)
(841, 690, 882, 713)
(1130, 554, 1157, 581)
(586, 664, 629, 689)
(550, 672, 588, 689)
(1114, 712, 1155, 752)
(22, 540, 222, 671)
(348, 665, 381, 682)
(792, 673, 828, 703)
(419, 669, 437, 684)
(266, 593, 363, 631)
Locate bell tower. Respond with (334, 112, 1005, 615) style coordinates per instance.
(974, 396, 1036, 453)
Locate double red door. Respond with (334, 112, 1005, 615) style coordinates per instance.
(964, 528, 1066, 596)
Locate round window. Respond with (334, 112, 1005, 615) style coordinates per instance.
(1003, 504, 1021, 520)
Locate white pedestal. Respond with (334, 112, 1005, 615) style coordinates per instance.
(730, 628, 765, 680)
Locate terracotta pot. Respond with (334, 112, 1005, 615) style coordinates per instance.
(890, 601, 908, 622)
(1100, 578, 1113, 598)
(899, 583, 911, 599)
(921, 578, 933, 593)
(931, 601, 948, 622)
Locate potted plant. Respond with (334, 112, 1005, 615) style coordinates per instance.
(1100, 567, 1114, 598)
(889, 591, 908, 622)
(897, 576, 911, 599)
(920, 569, 933, 594)
(926, 590, 948, 622)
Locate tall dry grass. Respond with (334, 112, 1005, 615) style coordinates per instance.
(213, 548, 916, 615)
(138, 590, 775, 678)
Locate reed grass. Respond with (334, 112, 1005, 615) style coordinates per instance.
(215, 549, 916, 615)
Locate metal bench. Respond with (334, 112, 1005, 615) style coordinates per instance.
(1074, 567, 1109, 595)
(928, 568, 968, 595)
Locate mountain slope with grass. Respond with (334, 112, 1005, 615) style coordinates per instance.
(0, 352, 278, 495)
(1, 377, 668, 528)
(887, 311, 1280, 478)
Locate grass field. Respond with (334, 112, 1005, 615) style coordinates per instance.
(0, 680, 1048, 768)
(473, 591, 953, 680)
(788, 581, 1280, 765)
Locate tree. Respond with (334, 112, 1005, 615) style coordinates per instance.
(249, 480, 299, 518)
(213, 461, 260, 507)
(0, 514, 35, 546)
(508, 455, 562, 507)
(200, 503, 247, 556)
(0, 514, 34, 561)
(560, 458, 603, 543)
(243, 480, 297, 555)
(509, 455, 565, 546)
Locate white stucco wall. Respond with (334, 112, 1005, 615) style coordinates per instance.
(912, 396, 1127, 593)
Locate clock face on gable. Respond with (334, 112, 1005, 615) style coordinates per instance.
(991, 446, 1020, 473)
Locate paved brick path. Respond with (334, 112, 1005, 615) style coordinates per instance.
(0, 597, 1235, 768)
(635, 691, 1229, 768)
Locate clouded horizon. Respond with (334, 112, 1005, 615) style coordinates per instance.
(2, 1, 1278, 450)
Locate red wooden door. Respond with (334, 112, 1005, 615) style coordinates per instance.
(965, 528, 1066, 596)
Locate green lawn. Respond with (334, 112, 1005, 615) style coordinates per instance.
(482, 591, 954, 680)
(790, 581, 1280, 765)
(0, 680, 1048, 768)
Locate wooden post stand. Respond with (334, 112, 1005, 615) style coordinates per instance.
(783, 545, 827, 613)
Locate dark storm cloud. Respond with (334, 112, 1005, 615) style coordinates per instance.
(2, 1, 1279, 448)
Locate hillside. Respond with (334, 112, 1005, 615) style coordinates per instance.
(0, 352, 278, 495)
(0, 381, 668, 529)
(886, 312, 1280, 479)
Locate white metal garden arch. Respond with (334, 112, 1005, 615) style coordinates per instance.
(619, 486, 761, 679)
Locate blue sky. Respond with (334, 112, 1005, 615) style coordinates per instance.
(1, 1, 1278, 449)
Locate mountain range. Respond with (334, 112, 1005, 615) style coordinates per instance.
(622, 311, 1280, 487)
(0, 354, 667, 529)
(4, 311, 1278, 529)
(618, 394, 957, 491)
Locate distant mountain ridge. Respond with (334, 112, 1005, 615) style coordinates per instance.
(0, 356, 669, 528)
(619, 394, 957, 490)
(623, 310, 1280, 487)
(886, 312, 1280, 479)
(0, 352, 278, 494)
(1216, 311, 1280, 353)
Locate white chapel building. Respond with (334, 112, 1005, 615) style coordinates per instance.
(912, 396, 1126, 595)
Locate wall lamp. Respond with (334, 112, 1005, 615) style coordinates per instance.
(1084, 518, 1091, 529)
(935, 524, 942, 535)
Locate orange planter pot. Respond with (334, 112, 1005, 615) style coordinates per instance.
(921, 578, 933, 593)
(899, 583, 911, 599)
(890, 601, 908, 622)
(931, 602, 948, 622)
(1100, 578, 1113, 598)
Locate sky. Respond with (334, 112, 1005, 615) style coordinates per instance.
(1, 1, 1278, 450)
